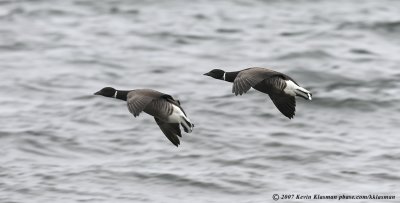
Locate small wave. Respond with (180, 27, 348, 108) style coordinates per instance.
(374, 154, 400, 161)
(153, 173, 225, 189)
(149, 66, 178, 74)
(47, 187, 112, 199)
(280, 30, 309, 37)
(269, 132, 291, 137)
(373, 21, 400, 32)
(255, 112, 275, 118)
(215, 28, 242, 34)
(221, 178, 265, 194)
(337, 21, 400, 34)
(275, 50, 334, 60)
(192, 13, 208, 20)
(26, 9, 78, 17)
(323, 76, 399, 92)
(0, 41, 30, 51)
(3, 6, 84, 19)
(149, 31, 213, 42)
(369, 173, 400, 181)
(312, 97, 396, 111)
(269, 154, 303, 162)
(104, 170, 238, 194)
(349, 48, 376, 55)
(324, 81, 363, 91)
(0, 130, 14, 138)
(313, 149, 346, 157)
(108, 7, 140, 15)
(18, 136, 69, 158)
(341, 170, 359, 175)
(67, 59, 128, 71)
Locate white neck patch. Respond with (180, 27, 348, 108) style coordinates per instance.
(113, 90, 118, 98)
(223, 72, 226, 81)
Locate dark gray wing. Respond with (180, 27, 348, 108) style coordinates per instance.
(155, 117, 182, 147)
(232, 68, 280, 95)
(269, 93, 296, 119)
(264, 76, 287, 92)
(264, 76, 296, 119)
(127, 96, 153, 117)
(160, 95, 187, 115)
(145, 98, 174, 117)
(126, 89, 172, 117)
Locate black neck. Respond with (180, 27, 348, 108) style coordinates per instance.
(225, 71, 240, 82)
(115, 90, 129, 101)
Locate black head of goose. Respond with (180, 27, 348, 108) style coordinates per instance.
(94, 87, 194, 147)
(204, 67, 312, 119)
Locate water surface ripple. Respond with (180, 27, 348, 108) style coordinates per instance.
(1, 0, 399, 202)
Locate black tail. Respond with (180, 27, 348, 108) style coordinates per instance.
(181, 117, 193, 133)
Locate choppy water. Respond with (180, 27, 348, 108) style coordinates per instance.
(1, 0, 400, 202)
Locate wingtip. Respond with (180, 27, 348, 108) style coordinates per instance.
(171, 140, 180, 147)
(286, 113, 295, 119)
(173, 138, 180, 147)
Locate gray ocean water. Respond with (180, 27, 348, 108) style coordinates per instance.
(1, 0, 400, 202)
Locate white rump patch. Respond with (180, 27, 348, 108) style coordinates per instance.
(168, 105, 193, 133)
(283, 80, 299, 96)
(284, 80, 312, 100)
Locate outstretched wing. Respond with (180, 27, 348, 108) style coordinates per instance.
(232, 68, 281, 95)
(264, 76, 296, 119)
(268, 93, 296, 119)
(126, 89, 172, 117)
(127, 95, 154, 117)
(155, 117, 182, 147)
